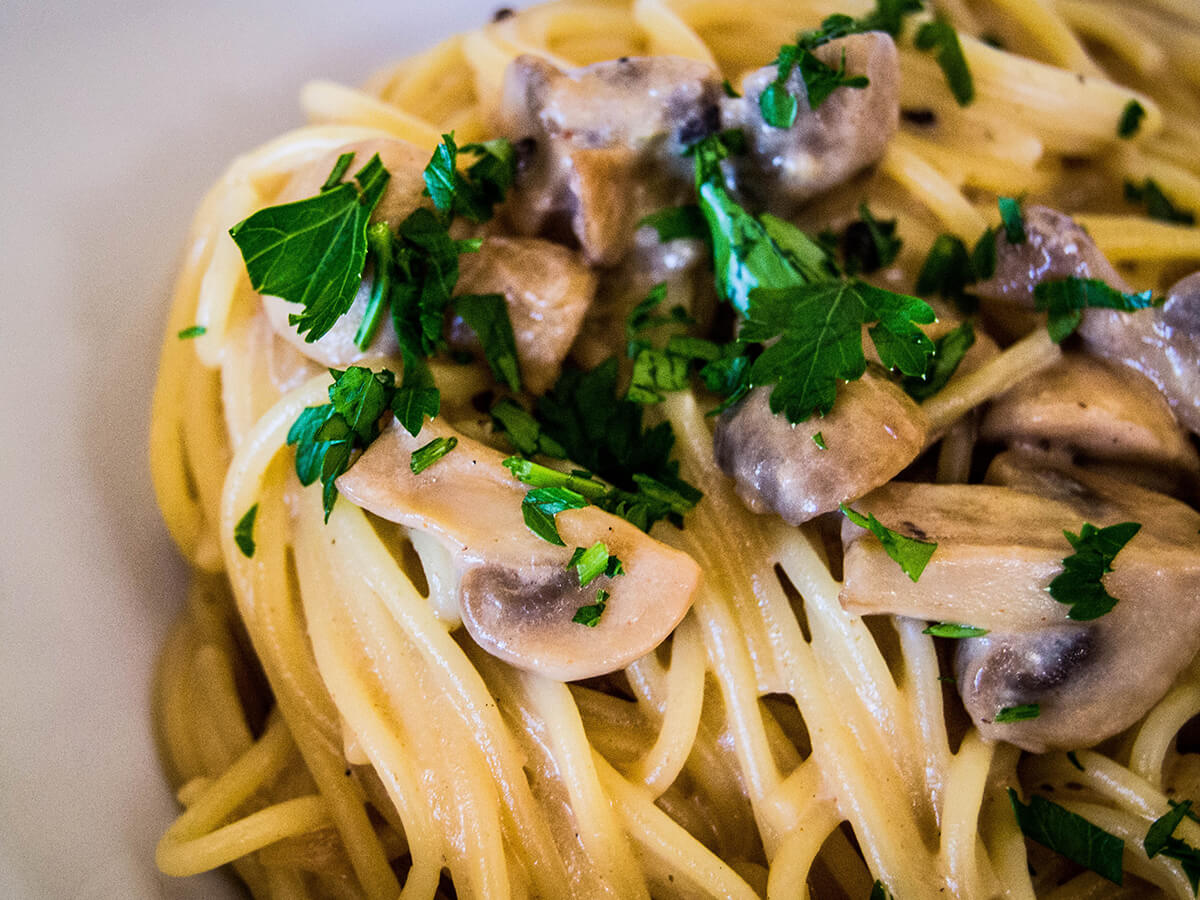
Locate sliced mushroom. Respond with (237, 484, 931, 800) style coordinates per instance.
(260, 138, 431, 368)
(500, 54, 722, 264)
(336, 419, 702, 681)
(1080, 270, 1200, 436)
(841, 453, 1200, 752)
(720, 33, 900, 215)
(449, 236, 598, 394)
(714, 374, 930, 525)
(981, 353, 1199, 475)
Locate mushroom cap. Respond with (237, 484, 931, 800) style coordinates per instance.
(336, 418, 702, 681)
(714, 374, 930, 525)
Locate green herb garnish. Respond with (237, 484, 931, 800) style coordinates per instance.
(234, 503, 259, 558)
(996, 703, 1041, 723)
(490, 398, 567, 458)
(177, 325, 206, 339)
(869, 879, 893, 900)
(410, 436, 458, 474)
(520, 485, 589, 546)
(1034, 277, 1161, 343)
(1067, 751, 1085, 772)
(1047, 521, 1141, 620)
(572, 589, 610, 627)
(1145, 799, 1200, 894)
(568, 541, 625, 587)
(1008, 789, 1124, 884)
(998, 196, 1026, 244)
(454, 292, 521, 391)
(638, 205, 709, 242)
(1117, 99, 1146, 139)
(812, 431, 827, 450)
(903, 319, 975, 402)
(923, 622, 988, 638)
(914, 19, 974, 106)
(841, 503, 937, 582)
(759, 45, 870, 128)
(1124, 179, 1195, 226)
(423, 132, 517, 224)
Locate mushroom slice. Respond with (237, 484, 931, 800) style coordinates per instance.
(1080, 269, 1200, 435)
(981, 353, 1200, 474)
(841, 455, 1200, 752)
(500, 54, 722, 264)
(336, 419, 702, 681)
(720, 33, 899, 214)
(260, 138, 431, 368)
(449, 236, 598, 395)
(714, 374, 929, 525)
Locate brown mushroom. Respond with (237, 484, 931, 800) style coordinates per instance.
(720, 33, 900, 215)
(500, 54, 722, 264)
(713, 374, 930, 525)
(840, 452, 1200, 752)
(260, 138, 431, 368)
(981, 353, 1199, 475)
(336, 419, 702, 681)
(449, 236, 598, 394)
(1080, 269, 1200, 436)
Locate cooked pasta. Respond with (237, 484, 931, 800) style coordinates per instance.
(150, 1, 1200, 897)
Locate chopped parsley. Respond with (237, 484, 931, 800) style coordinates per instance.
(914, 19, 974, 107)
(998, 196, 1027, 245)
(1047, 521, 1141, 621)
(234, 503, 259, 558)
(1008, 789, 1124, 885)
(230, 152, 390, 343)
(915, 229, 996, 315)
(490, 398, 567, 458)
(572, 589, 610, 627)
(841, 503, 937, 582)
(638, 205, 709, 242)
(760, 44, 869, 129)
(519, 485, 590, 546)
(1124, 179, 1196, 226)
(838, 202, 903, 275)
(1117, 99, 1146, 139)
(453, 292, 521, 391)
(409, 436, 457, 474)
(1033, 277, 1161, 343)
(1144, 800, 1200, 893)
(903, 319, 975, 402)
(794, 0, 923, 49)
(923, 622, 988, 638)
(721, 78, 741, 98)
(812, 431, 827, 450)
(177, 325, 206, 339)
(569, 541, 624, 587)
(423, 132, 517, 224)
(869, 880, 893, 900)
(995, 703, 1041, 723)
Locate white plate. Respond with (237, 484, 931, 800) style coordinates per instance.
(0, 1, 508, 896)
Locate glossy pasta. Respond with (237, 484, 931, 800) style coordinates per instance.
(150, 1, 1200, 896)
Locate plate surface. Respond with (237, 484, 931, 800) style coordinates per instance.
(0, 1, 506, 895)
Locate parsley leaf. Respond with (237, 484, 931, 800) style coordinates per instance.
(520, 485, 589, 546)
(569, 541, 625, 587)
(914, 19, 974, 106)
(743, 280, 935, 422)
(1009, 789, 1124, 885)
(177, 325, 206, 339)
(915, 230, 996, 315)
(572, 588, 610, 627)
(795, 0, 923, 50)
(391, 351, 440, 438)
(1147, 799, 1200, 892)
(410, 436, 457, 474)
(389, 207, 468, 358)
(1124, 179, 1196, 225)
(869, 881, 893, 900)
(454, 292, 521, 391)
(923, 622, 988, 638)
(1118, 99, 1146, 139)
(638, 205, 709, 242)
(423, 133, 518, 224)
(230, 153, 391, 343)
(996, 703, 1041, 723)
(903, 319, 975, 402)
(490, 398, 567, 458)
(760, 44, 869, 128)
(836, 202, 903, 275)
(1033, 277, 1161, 343)
(998, 196, 1027, 244)
(841, 503, 937, 582)
(234, 504, 259, 558)
(1047, 521, 1141, 621)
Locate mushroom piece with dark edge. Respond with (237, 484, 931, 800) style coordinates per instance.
(720, 32, 900, 216)
(1081, 269, 1200, 436)
(336, 418, 702, 681)
(449, 236, 598, 395)
(714, 374, 930, 525)
(500, 54, 722, 265)
(840, 452, 1200, 752)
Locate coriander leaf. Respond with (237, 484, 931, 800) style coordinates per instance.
(453, 292, 521, 391)
(329, 366, 396, 443)
(521, 486, 589, 546)
(1124, 179, 1195, 225)
(1009, 789, 1124, 885)
(234, 504, 259, 558)
(914, 20, 974, 106)
(998, 196, 1026, 244)
(410, 436, 457, 474)
(1033, 277, 1161, 343)
(903, 319, 975, 402)
(996, 703, 1041, 723)
(1048, 521, 1141, 621)
(638, 205, 709, 242)
(569, 541, 623, 587)
(743, 280, 934, 422)
(812, 431, 827, 450)
(392, 351, 440, 438)
(490, 398, 567, 458)
(923, 622, 988, 638)
(841, 503, 937, 582)
(572, 589, 610, 627)
(177, 325, 206, 339)
(230, 153, 390, 343)
(1118, 99, 1146, 139)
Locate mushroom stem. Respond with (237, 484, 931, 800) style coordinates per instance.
(921, 328, 1060, 434)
